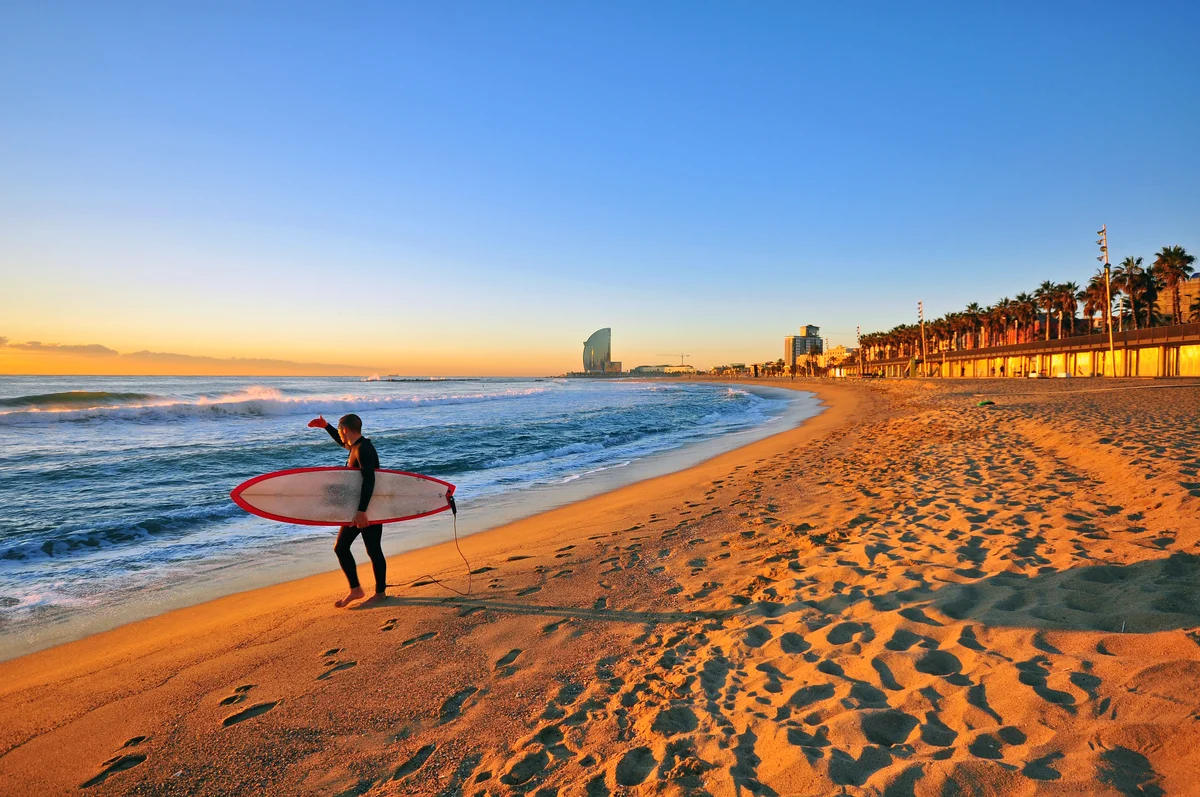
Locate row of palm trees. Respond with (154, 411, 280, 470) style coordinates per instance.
(859, 245, 1196, 361)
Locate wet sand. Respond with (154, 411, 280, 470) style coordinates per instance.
(2, 378, 1199, 795)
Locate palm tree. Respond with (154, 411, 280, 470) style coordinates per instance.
(1012, 292, 1034, 343)
(1113, 256, 1144, 330)
(1058, 281, 1080, 337)
(964, 302, 983, 349)
(1141, 270, 1163, 328)
(1081, 272, 1109, 334)
(987, 301, 1009, 347)
(1035, 281, 1057, 340)
(1153, 245, 1196, 325)
(1190, 295, 1200, 324)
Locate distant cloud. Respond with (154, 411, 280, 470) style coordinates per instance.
(0, 335, 375, 372)
(120, 349, 368, 370)
(0, 339, 119, 356)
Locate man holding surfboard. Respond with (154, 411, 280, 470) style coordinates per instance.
(308, 413, 387, 607)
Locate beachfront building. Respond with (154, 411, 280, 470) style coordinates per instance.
(785, 325, 823, 368)
(629, 364, 697, 376)
(582, 328, 618, 374)
(852, 324, 1200, 378)
(819, 344, 856, 368)
(1150, 275, 1200, 327)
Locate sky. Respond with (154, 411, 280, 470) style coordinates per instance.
(2, 1, 1198, 375)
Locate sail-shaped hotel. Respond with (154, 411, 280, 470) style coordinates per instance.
(582, 328, 621, 374)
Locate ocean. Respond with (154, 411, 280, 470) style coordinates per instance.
(0, 376, 818, 658)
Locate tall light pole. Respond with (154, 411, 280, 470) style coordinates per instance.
(856, 326, 864, 377)
(1098, 225, 1116, 376)
(918, 300, 929, 377)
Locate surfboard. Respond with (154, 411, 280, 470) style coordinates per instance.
(231, 467, 456, 526)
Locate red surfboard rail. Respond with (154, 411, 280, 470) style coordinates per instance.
(230, 467, 456, 526)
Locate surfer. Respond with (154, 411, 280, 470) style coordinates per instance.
(308, 413, 387, 607)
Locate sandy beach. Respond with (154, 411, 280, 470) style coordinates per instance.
(3, 378, 1199, 796)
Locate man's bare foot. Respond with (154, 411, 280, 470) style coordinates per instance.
(334, 587, 365, 608)
(361, 592, 388, 605)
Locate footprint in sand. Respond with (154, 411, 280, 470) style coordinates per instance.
(392, 743, 436, 781)
(884, 628, 925, 651)
(651, 706, 699, 736)
(919, 711, 958, 747)
(222, 701, 280, 727)
(505, 554, 532, 562)
(317, 661, 358, 681)
(1015, 656, 1075, 708)
(81, 752, 148, 789)
(380, 618, 399, 632)
(826, 621, 869, 645)
(860, 710, 919, 747)
(968, 726, 1027, 760)
(219, 684, 256, 706)
(914, 649, 963, 679)
(828, 746, 892, 787)
(401, 631, 437, 648)
(495, 649, 522, 677)
(1023, 751, 1065, 781)
(499, 750, 549, 787)
(779, 632, 811, 655)
(439, 686, 480, 723)
(615, 746, 657, 787)
(743, 626, 772, 648)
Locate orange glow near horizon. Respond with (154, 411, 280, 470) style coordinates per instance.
(0, 343, 577, 378)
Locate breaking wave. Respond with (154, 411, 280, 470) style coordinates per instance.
(0, 385, 552, 425)
(0, 391, 159, 410)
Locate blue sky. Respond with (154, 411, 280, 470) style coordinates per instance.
(2, 2, 1197, 373)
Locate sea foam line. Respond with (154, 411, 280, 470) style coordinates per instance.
(0, 386, 552, 425)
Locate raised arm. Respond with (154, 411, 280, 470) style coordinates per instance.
(308, 415, 345, 446)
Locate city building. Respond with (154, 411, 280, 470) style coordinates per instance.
(1150, 275, 1200, 324)
(784, 324, 823, 368)
(819, 344, 857, 368)
(582, 328, 618, 374)
(628, 363, 696, 376)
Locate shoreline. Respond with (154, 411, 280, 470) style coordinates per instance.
(0, 381, 854, 788)
(6, 378, 1198, 796)
(0, 382, 820, 662)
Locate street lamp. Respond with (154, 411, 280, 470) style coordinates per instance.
(918, 300, 929, 377)
(1097, 225, 1116, 376)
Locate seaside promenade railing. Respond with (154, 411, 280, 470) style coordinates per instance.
(848, 322, 1200, 378)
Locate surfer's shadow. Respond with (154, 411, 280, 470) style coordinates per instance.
(361, 595, 735, 626)
(352, 555, 1200, 635)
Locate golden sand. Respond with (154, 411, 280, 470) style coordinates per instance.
(2, 379, 1199, 795)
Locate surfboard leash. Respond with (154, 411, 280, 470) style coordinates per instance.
(388, 493, 473, 596)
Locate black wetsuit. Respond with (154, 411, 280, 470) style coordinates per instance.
(324, 423, 386, 593)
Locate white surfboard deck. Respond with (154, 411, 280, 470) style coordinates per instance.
(231, 467, 455, 526)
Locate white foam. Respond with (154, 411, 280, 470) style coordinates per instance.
(0, 385, 552, 425)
